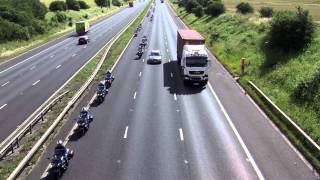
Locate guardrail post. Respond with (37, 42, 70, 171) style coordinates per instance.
(16, 138, 19, 148)
(11, 143, 14, 153)
(29, 125, 32, 134)
(41, 113, 44, 121)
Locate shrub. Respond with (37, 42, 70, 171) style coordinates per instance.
(79, 1, 90, 9)
(66, 0, 80, 11)
(83, 14, 89, 19)
(112, 0, 122, 6)
(205, 1, 225, 17)
(192, 5, 204, 17)
(49, 1, 67, 11)
(259, 6, 273, 17)
(267, 7, 315, 52)
(52, 12, 67, 23)
(95, 0, 110, 8)
(236, 2, 254, 14)
(185, 0, 198, 13)
(30, 0, 48, 19)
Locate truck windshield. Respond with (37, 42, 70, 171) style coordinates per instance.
(186, 57, 207, 67)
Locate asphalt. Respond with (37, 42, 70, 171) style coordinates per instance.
(26, 1, 319, 180)
(0, 2, 146, 142)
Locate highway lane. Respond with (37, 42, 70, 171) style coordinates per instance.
(28, 2, 258, 179)
(0, 2, 146, 142)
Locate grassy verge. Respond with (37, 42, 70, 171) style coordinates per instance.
(0, 1, 150, 179)
(169, 2, 320, 172)
(0, 4, 122, 62)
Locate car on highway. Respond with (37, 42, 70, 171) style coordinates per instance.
(78, 35, 90, 45)
(148, 50, 162, 64)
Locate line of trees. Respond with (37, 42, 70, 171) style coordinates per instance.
(49, 0, 90, 12)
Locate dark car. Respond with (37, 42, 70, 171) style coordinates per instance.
(78, 35, 90, 45)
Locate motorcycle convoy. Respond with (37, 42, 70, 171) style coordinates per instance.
(49, 70, 114, 178)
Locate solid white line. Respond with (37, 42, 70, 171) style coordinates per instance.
(207, 83, 265, 180)
(170, 72, 173, 78)
(123, 126, 129, 139)
(55, 65, 61, 69)
(32, 80, 40, 86)
(139, 72, 142, 77)
(0, 104, 7, 110)
(179, 128, 184, 141)
(174, 93, 177, 101)
(1, 81, 10, 87)
(133, 92, 137, 99)
(0, 38, 69, 74)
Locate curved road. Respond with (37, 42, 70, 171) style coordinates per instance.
(27, 1, 318, 180)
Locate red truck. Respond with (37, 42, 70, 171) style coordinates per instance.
(177, 29, 209, 85)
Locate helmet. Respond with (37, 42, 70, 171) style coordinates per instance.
(106, 70, 111, 75)
(57, 140, 63, 146)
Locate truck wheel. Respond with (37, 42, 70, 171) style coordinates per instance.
(183, 80, 190, 86)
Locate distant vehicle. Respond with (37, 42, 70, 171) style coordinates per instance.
(129, 1, 133, 7)
(76, 21, 89, 36)
(78, 35, 90, 45)
(177, 29, 209, 86)
(161, 0, 164, 3)
(148, 50, 162, 64)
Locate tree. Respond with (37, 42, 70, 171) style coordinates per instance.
(49, 1, 67, 12)
(79, 1, 90, 9)
(192, 5, 204, 17)
(236, 2, 254, 14)
(267, 7, 315, 52)
(66, 0, 80, 11)
(95, 0, 110, 8)
(205, 1, 225, 17)
(185, 0, 198, 13)
(259, 6, 273, 17)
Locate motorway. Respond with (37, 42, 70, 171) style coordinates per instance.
(27, 1, 318, 180)
(0, 3, 146, 142)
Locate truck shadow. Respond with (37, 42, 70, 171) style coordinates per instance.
(163, 61, 205, 95)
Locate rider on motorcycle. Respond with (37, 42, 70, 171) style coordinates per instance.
(54, 140, 67, 157)
(105, 70, 115, 81)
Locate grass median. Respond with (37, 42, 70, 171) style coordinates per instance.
(0, 1, 151, 179)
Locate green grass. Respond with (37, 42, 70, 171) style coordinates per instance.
(170, 2, 320, 171)
(0, 2, 121, 61)
(223, 0, 320, 22)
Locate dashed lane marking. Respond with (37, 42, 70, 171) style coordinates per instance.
(32, 80, 40, 86)
(0, 104, 7, 110)
(1, 81, 9, 87)
(179, 128, 184, 141)
(56, 65, 61, 69)
(123, 126, 129, 139)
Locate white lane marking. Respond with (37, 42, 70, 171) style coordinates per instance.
(32, 80, 40, 86)
(142, 59, 145, 62)
(174, 93, 177, 101)
(30, 66, 35, 70)
(0, 104, 7, 110)
(50, 55, 54, 58)
(133, 92, 137, 99)
(56, 65, 61, 69)
(72, 53, 76, 57)
(168, 59, 171, 62)
(0, 38, 69, 74)
(83, 45, 87, 49)
(166, 49, 169, 53)
(179, 128, 184, 141)
(207, 83, 265, 180)
(184, 160, 188, 164)
(170, 72, 173, 78)
(123, 126, 129, 139)
(1, 81, 10, 87)
(139, 72, 142, 77)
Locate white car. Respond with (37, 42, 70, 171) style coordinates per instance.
(148, 50, 162, 64)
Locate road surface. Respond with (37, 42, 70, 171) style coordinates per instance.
(26, 1, 319, 180)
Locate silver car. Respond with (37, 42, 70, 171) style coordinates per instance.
(148, 50, 162, 64)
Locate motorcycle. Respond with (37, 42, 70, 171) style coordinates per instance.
(50, 148, 73, 178)
(104, 74, 114, 88)
(137, 50, 143, 59)
(96, 83, 108, 103)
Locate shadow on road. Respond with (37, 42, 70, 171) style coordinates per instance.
(163, 61, 205, 95)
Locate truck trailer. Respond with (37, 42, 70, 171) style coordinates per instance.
(177, 29, 209, 86)
(76, 21, 89, 36)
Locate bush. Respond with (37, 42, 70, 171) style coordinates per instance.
(192, 5, 204, 17)
(267, 7, 315, 52)
(95, 0, 110, 8)
(79, 1, 90, 9)
(205, 1, 225, 17)
(66, 0, 80, 11)
(185, 0, 198, 13)
(112, 0, 122, 6)
(30, 0, 48, 19)
(49, 1, 67, 11)
(52, 12, 67, 23)
(259, 6, 273, 17)
(236, 2, 254, 14)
